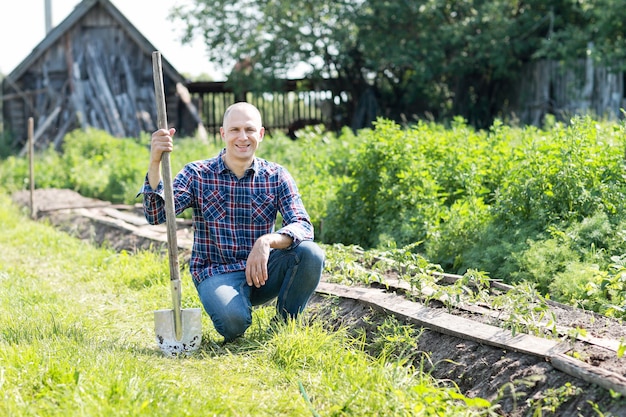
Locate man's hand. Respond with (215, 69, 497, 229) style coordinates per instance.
(246, 233, 293, 288)
(148, 128, 176, 189)
(246, 236, 271, 288)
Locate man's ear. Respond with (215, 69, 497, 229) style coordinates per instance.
(258, 127, 265, 142)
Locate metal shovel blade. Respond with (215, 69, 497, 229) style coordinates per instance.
(155, 307, 203, 356)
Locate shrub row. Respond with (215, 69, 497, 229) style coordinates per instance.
(2, 117, 625, 316)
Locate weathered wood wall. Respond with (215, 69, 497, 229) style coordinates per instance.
(516, 57, 625, 126)
(2, 2, 189, 154)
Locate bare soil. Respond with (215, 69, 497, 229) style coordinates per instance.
(12, 189, 626, 416)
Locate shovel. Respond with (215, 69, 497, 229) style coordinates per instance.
(152, 51, 202, 356)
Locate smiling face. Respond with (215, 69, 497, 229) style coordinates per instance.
(220, 102, 265, 170)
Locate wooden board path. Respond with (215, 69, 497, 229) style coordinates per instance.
(316, 281, 626, 396)
(381, 276, 624, 353)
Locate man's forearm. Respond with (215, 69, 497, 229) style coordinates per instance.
(148, 161, 162, 190)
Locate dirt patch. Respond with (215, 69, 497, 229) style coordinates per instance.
(12, 189, 626, 416)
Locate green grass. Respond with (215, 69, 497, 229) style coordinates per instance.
(0, 193, 494, 416)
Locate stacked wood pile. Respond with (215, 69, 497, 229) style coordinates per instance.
(11, 36, 162, 156)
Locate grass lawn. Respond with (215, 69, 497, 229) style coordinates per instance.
(0, 193, 492, 416)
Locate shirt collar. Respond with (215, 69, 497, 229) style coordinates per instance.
(216, 148, 259, 176)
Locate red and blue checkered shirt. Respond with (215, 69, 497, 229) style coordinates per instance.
(140, 149, 314, 285)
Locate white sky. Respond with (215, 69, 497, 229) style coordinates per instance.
(0, 0, 226, 80)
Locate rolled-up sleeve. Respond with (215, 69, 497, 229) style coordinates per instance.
(275, 169, 314, 249)
(137, 175, 167, 225)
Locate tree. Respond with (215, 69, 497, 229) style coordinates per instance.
(534, 0, 626, 69)
(171, 0, 626, 130)
(171, 0, 368, 128)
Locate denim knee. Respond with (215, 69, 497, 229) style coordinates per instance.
(196, 273, 252, 342)
(297, 241, 325, 270)
(214, 312, 251, 342)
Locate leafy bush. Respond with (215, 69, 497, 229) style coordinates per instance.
(492, 117, 626, 227)
(425, 196, 492, 274)
(324, 119, 446, 248)
(549, 262, 607, 309)
(2, 116, 626, 316)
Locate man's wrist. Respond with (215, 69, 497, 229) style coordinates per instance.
(260, 233, 292, 249)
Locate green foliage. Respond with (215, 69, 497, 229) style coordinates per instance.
(2, 115, 626, 317)
(581, 255, 626, 317)
(493, 117, 626, 227)
(61, 129, 164, 203)
(492, 282, 556, 337)
(367, 317, 422, 363)
(324, 117, 503, 253)
(325, 119, 446, 248)
(425, 196, 492, 273)
(528, 382, 583, 416)
(509, 233, 580, 293)
(321, 116, 626, 316)
(534, 0, 626, 69)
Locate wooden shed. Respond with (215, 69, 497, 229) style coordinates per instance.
(1, 0, 204, 154)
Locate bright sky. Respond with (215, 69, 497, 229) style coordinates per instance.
(0, 0, 225, 80)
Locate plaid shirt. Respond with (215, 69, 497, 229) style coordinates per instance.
(140, 149, 314, 285)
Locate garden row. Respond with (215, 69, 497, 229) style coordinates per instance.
(1, 116, 626, 317)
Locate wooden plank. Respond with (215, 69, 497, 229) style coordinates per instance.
(70, 62, 88, 131)
(83, 81, 110, 132)
(551, 353, 626, 396)
(1, 88, 48, 101)
(51, 110, 75, 151)
(316, 282, 565, 358)
(85, 45, 125, 137)
(99, 207, 149, 226)
(315, 281, 626, 397)
(72, 208, 192, 251)
(2, 75, 39, 116)
(381, 277, 623, 353)
(18, 105, 61, 156)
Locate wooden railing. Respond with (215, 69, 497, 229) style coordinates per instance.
(186, 79, 341, 139)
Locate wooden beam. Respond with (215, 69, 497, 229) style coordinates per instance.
(316, 282, 565, 358)
(2, 76, 39, 117)
(18, 106, 61, 157)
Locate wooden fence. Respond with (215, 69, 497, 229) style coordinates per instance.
(186, 79, 340, 140)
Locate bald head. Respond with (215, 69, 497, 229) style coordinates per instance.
(222, 102, 263, 127)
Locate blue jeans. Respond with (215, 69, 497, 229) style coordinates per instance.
(195, 241, 324, 341)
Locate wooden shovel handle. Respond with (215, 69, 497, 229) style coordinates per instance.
(152, 51, 181, 284)
(152, 51, 184, 341)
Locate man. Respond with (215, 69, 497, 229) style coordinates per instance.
(141, 102, 324, 342)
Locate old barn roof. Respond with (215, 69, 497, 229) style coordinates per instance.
(8, 0, 183, 84)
